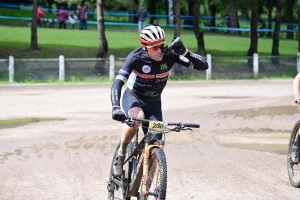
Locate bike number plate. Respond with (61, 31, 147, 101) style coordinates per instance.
(149, 121, 165, 132)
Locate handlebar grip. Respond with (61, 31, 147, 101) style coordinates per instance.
(162, 37, 183, 55)
(184, 123, 200, 128)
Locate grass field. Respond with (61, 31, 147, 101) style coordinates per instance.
(0, 25, 298, 59)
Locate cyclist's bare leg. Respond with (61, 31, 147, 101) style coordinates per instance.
(118, 107, 145, 156)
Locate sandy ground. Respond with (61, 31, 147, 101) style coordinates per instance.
(1, 80, 300, 199)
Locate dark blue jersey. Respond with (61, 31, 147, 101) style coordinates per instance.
(111, 48, 208, 107)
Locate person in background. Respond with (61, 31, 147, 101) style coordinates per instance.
(137, 5, 147, 33)
(152, 19, 159, 26)
(37, 6, 46, 27)
(68, 12, 78, 29)
(291, 72, 300, 163)
(78, 3, 87, 30)
(56, 6, 69, 29)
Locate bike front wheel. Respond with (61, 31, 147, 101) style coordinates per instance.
(287, 120, 300, 188)
(140, 147, 167, 200)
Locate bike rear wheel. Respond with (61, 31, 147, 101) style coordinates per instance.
(108, 142, 133, 200)
(287, 120, 300, 188)
(21, 20, 31, 27)
(140, 148, 167, 200)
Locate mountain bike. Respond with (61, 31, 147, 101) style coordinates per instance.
(107, 117, 200, 199)
(21, 18, 49, 28)
(287, 101, 300, 188)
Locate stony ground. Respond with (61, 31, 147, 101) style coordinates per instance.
(1, 80, 300, 199)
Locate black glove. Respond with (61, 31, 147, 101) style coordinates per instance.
(172, 36, 186, 55)
(112, 107, 126, 121)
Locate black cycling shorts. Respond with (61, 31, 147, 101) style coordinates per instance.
(122, 88, 163, 139)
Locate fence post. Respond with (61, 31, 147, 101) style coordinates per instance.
(59, 55, 65, 81)
(253, 53, 259, 79)
(109, 55, 115, 81)
(9, 55, 14, 83)
(206, 54, 211, 80)
(297, 53, 300, 73)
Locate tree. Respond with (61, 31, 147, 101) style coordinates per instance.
(193, 0, 206, 55)
(247, 0, 258, 67)
(168, 0, 174, 24)
(285, 0, 295, 39)
(30, 0, 38, 51)
(174, 0, 181, 36)
(271, 0, 283, 65)
(95, 0, 108, 74)
(228, 0, 240, 35)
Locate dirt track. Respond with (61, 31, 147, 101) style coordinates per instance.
(1, 80, 300, 199)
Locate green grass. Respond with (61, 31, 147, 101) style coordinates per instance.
(0, 25, 297, 59)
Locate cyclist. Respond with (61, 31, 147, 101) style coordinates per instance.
(292, 72, 300, 163)
(110, 25, 208, 177)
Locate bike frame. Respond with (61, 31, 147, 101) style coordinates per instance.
(126, 129, 163, 197)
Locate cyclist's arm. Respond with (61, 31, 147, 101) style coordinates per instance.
(293, 72, 300, 104)
(110, 53, 136, 108)
(171, 51, 208, 71)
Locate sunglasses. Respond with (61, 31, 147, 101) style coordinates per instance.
(146, 41, 166, 51)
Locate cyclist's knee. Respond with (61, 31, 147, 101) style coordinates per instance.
(128, 107, 144, 120)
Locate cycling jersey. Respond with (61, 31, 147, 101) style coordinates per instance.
(111, 48, 208, 107)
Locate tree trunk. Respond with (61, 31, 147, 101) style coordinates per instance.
(30, 0, 38, 51)
(174, 0, 181, 36)
(267, 6, 273, 38)
(286, 0, 295, 39)
(228, 0, 240, 35)
(128, 0, 138, 23)
(193, 0, 206, 56)
(209, 0, 216, 31)
(95, 0, 108, 75)
(247, 0, 258, 67)
(271, 0, 283, 65)
(149, 0, 157, 24)
(168, 0, 174, 24)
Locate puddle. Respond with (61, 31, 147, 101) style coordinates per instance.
(0, 118, 65, 129)
(218, 105, 300, 118)
(215, 130, 290, 155)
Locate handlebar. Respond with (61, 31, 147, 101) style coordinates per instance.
(122, 117, 200, 131)
(162, 37, 183, 55)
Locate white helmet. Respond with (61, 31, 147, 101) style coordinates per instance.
(140, 25, 166, 45)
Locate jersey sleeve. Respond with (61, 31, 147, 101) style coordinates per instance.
(171, 51, 208, 71)
(110, 52, 137, 108)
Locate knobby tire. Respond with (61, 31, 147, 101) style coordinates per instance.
(287, 120, 300, 188)
(140, 148, 167, 200)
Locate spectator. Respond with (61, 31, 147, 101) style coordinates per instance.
(152, 19, 159, 26)
(68, 12, 78, 29)
(258, 19, 266, 36)
(137, 5, 147, 33)
(78, 3, 87, 30)
(56, 6, 68, 29)
(37, 6, 46, 27)
(48, 19, 56, 28)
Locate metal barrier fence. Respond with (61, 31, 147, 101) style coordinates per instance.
(0, 54, 298, 83)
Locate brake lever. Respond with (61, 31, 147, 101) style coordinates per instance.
(123, 118, 135, 127)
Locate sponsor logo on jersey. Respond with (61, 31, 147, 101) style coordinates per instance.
(160, 63, 168, 72)
(179, 55, 189, 63)
(142, 65, 151, 73)
(143, 91, 158, 97)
